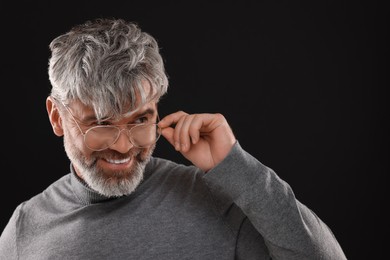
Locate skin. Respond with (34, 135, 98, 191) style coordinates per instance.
(46, 91, 236, 196)
(158, 111, 236, 172)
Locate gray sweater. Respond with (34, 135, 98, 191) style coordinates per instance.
(0, 142, 346, 259)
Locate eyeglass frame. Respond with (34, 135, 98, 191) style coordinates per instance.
(54, 97, 161, 151)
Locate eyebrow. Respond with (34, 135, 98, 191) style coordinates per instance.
(83, 107, 157, 124)
(133, 108, 156, 118)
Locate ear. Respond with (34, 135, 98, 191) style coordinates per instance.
(46, 96, 64, 136)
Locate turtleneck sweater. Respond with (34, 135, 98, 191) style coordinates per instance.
(0, 142, 346, 259)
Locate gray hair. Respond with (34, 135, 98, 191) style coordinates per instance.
(48, 18, 168, 121)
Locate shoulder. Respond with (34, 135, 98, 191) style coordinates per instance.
(144, 157, 234, 211)
(13, 174, 72, 220)
(145, 157, 204, 186)
(148, 156, 199, 171)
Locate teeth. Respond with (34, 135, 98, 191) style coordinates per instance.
(106, 158, 130, 164)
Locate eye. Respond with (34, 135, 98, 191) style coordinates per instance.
(134, 116, 149, 124)
(96, 121, 111, 126)
(77, 120, 98, 127)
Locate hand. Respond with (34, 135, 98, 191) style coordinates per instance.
(158, 111, 236, 172)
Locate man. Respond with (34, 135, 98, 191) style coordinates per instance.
(0, 18, 347, 259)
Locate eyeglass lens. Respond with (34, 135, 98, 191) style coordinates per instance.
(84, 123, 161, 151)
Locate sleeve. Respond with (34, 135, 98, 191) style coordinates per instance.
(204, 141, 347, 260)
(0, 205, 20, 260)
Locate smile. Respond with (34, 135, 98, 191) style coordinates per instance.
(105, 158, 131, 164)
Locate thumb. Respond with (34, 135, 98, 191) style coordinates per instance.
(160, 127, 175, 147)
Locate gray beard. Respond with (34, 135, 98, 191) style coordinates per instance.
(79, 158, 148, 197)
(63, 133, 154, 197)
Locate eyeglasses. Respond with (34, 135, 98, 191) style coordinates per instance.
(59, 100, 161, 151)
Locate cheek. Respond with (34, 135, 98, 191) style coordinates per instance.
(64, 127, 94, 156)
(76, 139, 96, 161)
(138, 145, 155, 161)
(75, 136, 88, 152)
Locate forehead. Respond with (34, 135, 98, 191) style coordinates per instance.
(67, 79, 158, 120)
(68, 101, 157, 122)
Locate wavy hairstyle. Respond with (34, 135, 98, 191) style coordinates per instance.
(48, 18, 168, 121)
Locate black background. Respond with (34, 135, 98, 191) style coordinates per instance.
(1, 1, 387, 259)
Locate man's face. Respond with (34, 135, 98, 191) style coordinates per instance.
(61, 100, 159, 197)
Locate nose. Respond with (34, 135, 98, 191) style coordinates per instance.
(109, 128, 134, 153)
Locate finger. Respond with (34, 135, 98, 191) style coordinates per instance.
(158, 111, 188, 129)
(172, 114, 186, 151)
(189, 113, 225, 133)
(160, 127, 175, 147)
(178, 115, 196, 152)
(188, 115, 203, 144)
